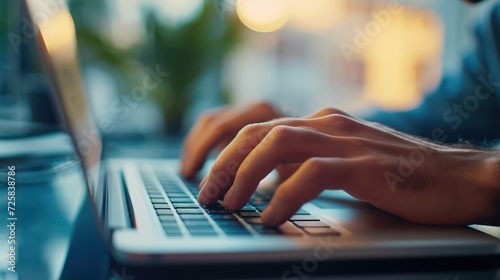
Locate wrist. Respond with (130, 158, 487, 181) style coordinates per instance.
(468, 151, 500, 225)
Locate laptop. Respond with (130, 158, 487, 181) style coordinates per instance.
(24, 0, 500, 266)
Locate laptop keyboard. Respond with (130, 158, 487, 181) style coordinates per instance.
(140, 169, 341, 238)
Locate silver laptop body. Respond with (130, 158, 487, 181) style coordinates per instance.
(24, 0, 500, 266)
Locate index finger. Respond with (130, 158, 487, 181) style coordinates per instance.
(197, 118, 303, 204)
(181, 103, 281, 178)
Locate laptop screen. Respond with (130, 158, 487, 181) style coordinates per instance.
(24, 0, 102, 196)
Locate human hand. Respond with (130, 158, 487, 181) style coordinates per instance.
(197, 108, 500, 226)
(181, 103, 348, 182)
(181, 102, 282, 179)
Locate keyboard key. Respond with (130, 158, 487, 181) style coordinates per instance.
(149, 194, 164, 198)
(160, 182, 178, 187)
(165, 192, 186, 197)
(187, 225, 217, 236)
(164, 229, 183, 236)
(161, 220, 178, 227)
(205, 209, 231, 214)
(294, 209, 310, 215)
(170, 197, 194, 203)
(186, 224, 213, 230)
(254, 206, 267, 212)
(210, 214, 237, 220)
(158, 215, 176, 222)
(221, 226, 251, 235)
(293, 221, 330, 228)
(238, 212, 261, 218)
(161, 181, 179, 185)
(151, 198, 166, 203)
(252, 225, 282, 235)
(164, 189, 182, 194)
(190, 231, 218, 236)
(164, 188, 184, 192)
(184, 220, 212, 226)
(289, 215, 319, 221)
(163, 224, 180, 231)
(176, 209, 203, 214)
(214, 220, 242, 226)
(252, 223, 302, 235)
(238, 206, 257, 212)
(154, 204, 171, 209)
(202, 203, 226, 210)
(304, 228, 341, 236)
(279, 222, 304, 236)
(156, 209, 173, 215)
(148, 191, 162, 195)
(184, 182, 199, 187)
(245, 218, 264, 224)
(180, 214, 208, 220)
(167, 193, 189, 198)
(173, 203, 199, 208)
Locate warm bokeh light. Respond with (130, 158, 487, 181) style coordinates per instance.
(236, 0, 289, 33)
(288, 0, 346, 31)
(363, 9, 442, 110)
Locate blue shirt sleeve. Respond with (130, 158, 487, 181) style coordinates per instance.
(366, 2, 500, 144)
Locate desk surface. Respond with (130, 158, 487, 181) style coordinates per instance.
(0, 138, 499, 280)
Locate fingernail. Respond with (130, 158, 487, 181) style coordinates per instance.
(261, 205, 279, 225)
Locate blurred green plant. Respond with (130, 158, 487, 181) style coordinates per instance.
(143, 3, 240, 133)
(69, 0, 240, 134)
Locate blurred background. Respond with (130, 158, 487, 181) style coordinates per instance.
(0, 0, 486, 139)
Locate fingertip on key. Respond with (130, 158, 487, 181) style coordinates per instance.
(261, 205, 281, 226)
(222, 189, 236, 209)
(198, 193, 209, 205)
(180, 165, 191, 179)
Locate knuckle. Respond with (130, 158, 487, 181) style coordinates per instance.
(303, 157, 329, 174)
(199, 111, 216, 123)
(253, 101, 273, 111)
(238, 123, 262, 137)
(210, 119, 229, 135)
(315, 107, 340, 116)
(254, 102, 282, 119)
(323, 114, 356, 130)
(267, 125, 294, 142)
